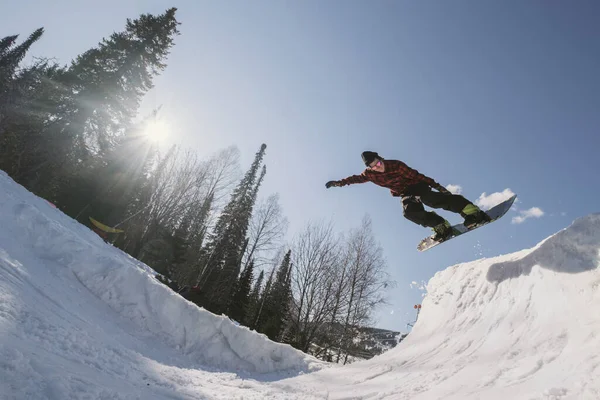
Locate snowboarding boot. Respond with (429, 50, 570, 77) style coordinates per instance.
(431, 220, 453, 241)
(461, 204, 492, 229)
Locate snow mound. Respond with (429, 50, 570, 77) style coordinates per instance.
(280, 214, 600, 399)
(0, 171, 323, 384)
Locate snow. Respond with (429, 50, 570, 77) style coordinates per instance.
(280, 215, 600, 399)
(1, 169, 600, 399)
(0, 171, 326, 399)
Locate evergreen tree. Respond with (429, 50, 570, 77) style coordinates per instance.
(0, 59, 66, 178)
(188, 191, 215, 255)
(1, 9, 181, 205)
(228, 260, 255, 323)
(259, 250, 293, 340)
(0, 28, 70, 195)
(197, 144, 267, 313)
(62, 8, 180, 155)
(278, 256, 294, 342)
(30, 8, 180, 207)
(169, 217, 191, 275)
(253, 266, 275, 330)
(0, 28, 44, 93)
(246, 269, 264, 327)
(177, 191, 215, 287)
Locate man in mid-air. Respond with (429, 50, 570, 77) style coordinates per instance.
(325, 151, 491, 241)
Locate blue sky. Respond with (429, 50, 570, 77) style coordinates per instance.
(4, 0, 600, 331)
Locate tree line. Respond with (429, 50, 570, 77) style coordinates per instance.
(0, 8, 393, 363)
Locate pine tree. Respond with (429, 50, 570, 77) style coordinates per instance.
(246, 269, 264, 327)
(259, 250, 293, 340)
(228, 260, 255, 323)
(2, 9, 181, 205)
(62, 9, 180, 154)
(197, 144, 267, 313)
(278, 256, 294, 342)
(253, 266, 275, 330)
(169, 217, 191, 274)
(0, 28, 70, 194)
(188, 191, 215, 255)
(0, 28, 44, 91)
(176, 191, 215, 287)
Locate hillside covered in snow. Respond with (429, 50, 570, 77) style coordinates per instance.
(1, 170, 599, 399)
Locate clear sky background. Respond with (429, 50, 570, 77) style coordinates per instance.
(4, 0, 600, 331)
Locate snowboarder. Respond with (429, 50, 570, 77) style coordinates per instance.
(325, 151, 491, 241)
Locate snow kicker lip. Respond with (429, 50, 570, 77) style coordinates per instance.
(487, 213, 600, 283)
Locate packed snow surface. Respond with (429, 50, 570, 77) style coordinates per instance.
(1, 170, 599, 399)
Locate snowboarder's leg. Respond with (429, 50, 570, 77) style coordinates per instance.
(402, 196, 453, 240)
(415, 183, 491, 227)
(415, 183, 471, 213)
(401, 195, 446, 228)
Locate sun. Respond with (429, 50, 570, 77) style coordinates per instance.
(144, 119, 170, 143)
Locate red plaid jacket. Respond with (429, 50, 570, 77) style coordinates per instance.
(338, 159, 443, 197)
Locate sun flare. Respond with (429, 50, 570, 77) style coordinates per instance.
(144, 119, 170, 143)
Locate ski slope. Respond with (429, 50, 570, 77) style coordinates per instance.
(1, 170, 599, 399)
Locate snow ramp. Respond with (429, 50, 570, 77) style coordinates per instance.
(0, 171, 325, 399)
(279, 214, 600, 399)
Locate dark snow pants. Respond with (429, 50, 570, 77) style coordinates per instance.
(401, 182, 471, 228)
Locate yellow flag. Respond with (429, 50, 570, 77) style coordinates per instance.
(89, 217, 125, 233)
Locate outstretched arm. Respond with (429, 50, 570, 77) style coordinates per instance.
(326, 172, 369, 188)
(339, 173, 369, 186)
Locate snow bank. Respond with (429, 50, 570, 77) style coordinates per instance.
(280, 214, 600, 399)
(0, 171, 322, 376)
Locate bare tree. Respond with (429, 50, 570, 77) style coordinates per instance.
(284, 216, 392, 363)
(185, 146, 241, 251)
(121, 145, 240, 263)
(319, 233, 352, 361)
(202, 145, 241, 208)
(242, 193, 288, 270)
(288, 220, 341, 352)
(336, 215, 390, 364)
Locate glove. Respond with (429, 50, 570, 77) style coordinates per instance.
(326, 180, 341, 189)
(436, 185, 450, 194)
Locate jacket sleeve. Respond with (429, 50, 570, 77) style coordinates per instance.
(338, 172, 369, 186)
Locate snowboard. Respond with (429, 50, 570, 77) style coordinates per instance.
(417, 194, 517, 252)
